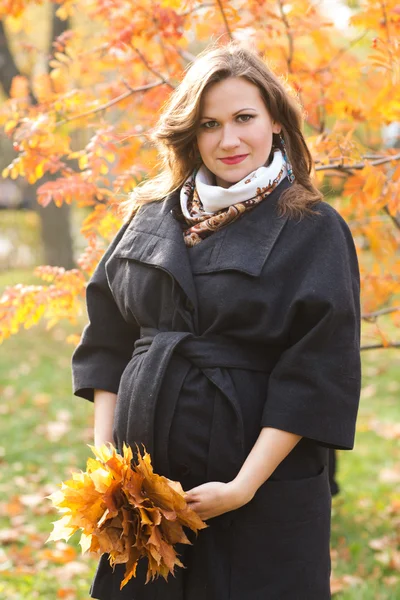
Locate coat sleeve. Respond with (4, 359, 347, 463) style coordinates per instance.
(261, 204, 361, 450)
(72, 222, 140, 402)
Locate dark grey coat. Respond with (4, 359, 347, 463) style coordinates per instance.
(72, 179, 361, 600)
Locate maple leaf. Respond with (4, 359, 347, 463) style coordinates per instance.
(47, 443, 207, 589)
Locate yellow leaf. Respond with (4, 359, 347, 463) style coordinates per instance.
(47, 444, 206, 589)
(47, 515, 76, 543)
(54, 52, 71, 64)
(90, 466, 114, 493)
(35, 163, 44, 179)
(79, 155, 88, 170)
(4, 120, 17, 134)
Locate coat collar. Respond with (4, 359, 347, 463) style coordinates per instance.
(112, 178, 290, 306)
(112, 192, 198, 311)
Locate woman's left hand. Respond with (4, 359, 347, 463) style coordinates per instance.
(184, 480, 254, 520)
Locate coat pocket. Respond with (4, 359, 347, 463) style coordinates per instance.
(229, 467, 332, 599)
(238, 464, 330, 525)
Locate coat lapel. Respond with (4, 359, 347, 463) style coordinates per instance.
(112, 191, 199, 311)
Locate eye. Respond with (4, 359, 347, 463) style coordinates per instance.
(237, 114, 254, 123)
(201, 120, 219, 130)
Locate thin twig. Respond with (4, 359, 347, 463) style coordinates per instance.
(348, 215, 393, 227)
(277, 0, 294, 71)
(180, 2, 214, 17)
(362, 306, 400, 322)
(315, 152, 400, 172)
(363, 154, 388, 160)
(216, 0, 233, 40)
(175, 47, 196, 64)
(157, 36, 171, 76)
(321, 31, 368, 72)
(295, 32, 369, 76)
(56, 81, 167, 127)
(361, 343, 400, 351)
(383, 205, 400, 230)
(133, 47, 175, 89)
(380, 0, 391, 44)
(317, 87, 326, 134)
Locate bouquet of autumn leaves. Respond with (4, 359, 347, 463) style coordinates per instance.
(47, 443, 207, 589)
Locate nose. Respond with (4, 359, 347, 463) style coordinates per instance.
(219, 125, 240, 150)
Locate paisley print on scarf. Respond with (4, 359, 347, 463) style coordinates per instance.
(180, 149, 287, 247)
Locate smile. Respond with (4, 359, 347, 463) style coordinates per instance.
(219, 154, 249, 165)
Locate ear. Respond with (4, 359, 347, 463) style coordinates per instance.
(272, 121, 282, 134)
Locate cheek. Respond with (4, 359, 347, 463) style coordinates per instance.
(197, 135, 214, 162)
(249, 126, 273, 152)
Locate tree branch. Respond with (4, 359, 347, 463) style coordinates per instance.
(295, 32, 369, 77)
(383, 204, 400, 230)
(180, 2, 214, 17)
(133, 47, 175, 89)
(175, 47, 196, 64)
(51, 4, 69, 47)
(348, 215, 393, 227)
(361, 343, 400, 351)
(315, 152, 400, 172)
(0, 21, 36, 103)
(277, 0, 294, 71)
(362, 306, 400, 322)
(216, 0, 233, 40)
(56, 81, 169, 126)
(380, 0, 391, 44)
(319, 32, 368, 72)
(317, 86, 326, 134)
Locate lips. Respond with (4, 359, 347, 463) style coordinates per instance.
(219, 154, 248, 165)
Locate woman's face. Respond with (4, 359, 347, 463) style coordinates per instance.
(196, 77, 281, 188)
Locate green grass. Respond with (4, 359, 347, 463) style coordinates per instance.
(0, 318, 96, 600)
(330, 346, 400, 598)
(0, 271, 399, 599)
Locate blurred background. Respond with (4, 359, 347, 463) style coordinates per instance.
(0, 0, 399, 598)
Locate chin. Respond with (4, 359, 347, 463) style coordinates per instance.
(218, 164, 249, 175)
(219, 169, 251, 184)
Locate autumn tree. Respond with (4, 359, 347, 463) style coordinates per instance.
(0, 0, 399, 349)
(0, 4, 75, 269)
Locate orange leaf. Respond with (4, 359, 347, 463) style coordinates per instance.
(10, 75, 30, 100)
(47, 444, 207, 589)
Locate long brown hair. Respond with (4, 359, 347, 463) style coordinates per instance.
(124, 42, 322, 219)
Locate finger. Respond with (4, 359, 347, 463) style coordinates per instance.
(185, 485, 200, 493)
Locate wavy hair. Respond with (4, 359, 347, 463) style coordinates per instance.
(123, 42, 322, 219)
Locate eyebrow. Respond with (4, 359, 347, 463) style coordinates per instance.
(200, 108, 257, 121)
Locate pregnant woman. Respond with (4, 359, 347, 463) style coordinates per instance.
(72, 42, 361, 600)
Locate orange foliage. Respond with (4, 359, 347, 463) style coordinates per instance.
(0, 267, 86, 343)
(0, 0, 399, 347)
(47, 444, 207, 589)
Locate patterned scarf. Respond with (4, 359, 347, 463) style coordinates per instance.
(180, 149, 287, 247)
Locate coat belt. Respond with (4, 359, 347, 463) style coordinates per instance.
(113, 327, 281, 480)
